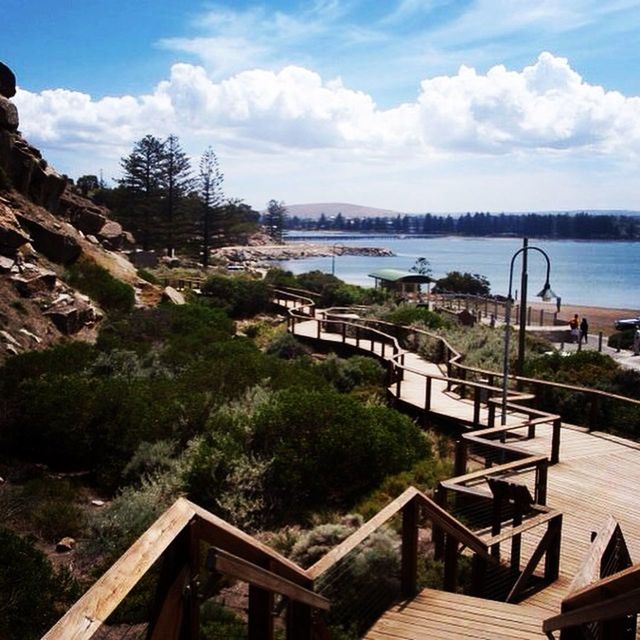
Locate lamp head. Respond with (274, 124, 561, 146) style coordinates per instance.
(537, 282, 557, 302)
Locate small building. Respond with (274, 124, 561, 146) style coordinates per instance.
(368, 268, 433, 301)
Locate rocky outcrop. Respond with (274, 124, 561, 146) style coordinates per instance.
(14, 212, 81, 264)
(0, 62, 16, 98)
(213, 243, 395, 264)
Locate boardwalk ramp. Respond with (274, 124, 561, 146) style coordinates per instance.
(365, 588, 546, 639)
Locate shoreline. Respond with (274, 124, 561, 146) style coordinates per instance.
(527, 301, 635, 335)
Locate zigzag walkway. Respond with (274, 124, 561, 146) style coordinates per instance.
(274, 292, 640, 638)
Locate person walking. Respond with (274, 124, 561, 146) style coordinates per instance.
(569, 314, 579, 344)
(580, 317, 589, 345)
(634, 326, 640, 356)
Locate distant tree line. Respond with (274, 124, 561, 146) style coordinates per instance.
(77, 134, 263, 264)
(286, 211, 640, 240)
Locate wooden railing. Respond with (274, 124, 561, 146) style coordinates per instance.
(544, 517, 637, 639)
(44, 498, 328, 640)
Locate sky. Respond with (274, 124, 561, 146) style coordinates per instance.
(3, 0, 640, 213)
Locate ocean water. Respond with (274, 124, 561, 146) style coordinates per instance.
(278, 233, 640, 310)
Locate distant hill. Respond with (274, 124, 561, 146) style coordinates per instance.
(286, 202, 401, 219)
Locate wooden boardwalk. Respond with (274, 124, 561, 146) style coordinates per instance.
(287, 309, 640, 637)
(365, 589, 547, 639)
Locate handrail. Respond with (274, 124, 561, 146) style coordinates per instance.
(44, 498, 317, 640)
(543, 564, 640, 635)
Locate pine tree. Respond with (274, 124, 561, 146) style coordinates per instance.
(119, 135, 165, 250)
(198, 147, 225, 267)
(161, 134, 193, 257)
(265, 200, 287, 242)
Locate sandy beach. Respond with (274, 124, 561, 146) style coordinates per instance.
(529, 302, 637, 336)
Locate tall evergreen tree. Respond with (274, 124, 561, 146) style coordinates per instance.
(198, 147, 225, 267)
(119, 135, 164, 250)
(265, 199, 287, 242)
(161, 134, 193, 257)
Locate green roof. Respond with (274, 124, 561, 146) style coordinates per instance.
(368, 268, 433, 283)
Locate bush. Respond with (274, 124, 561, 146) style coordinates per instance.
(65, 259, 135, 314)
(0, 527, 79, 639)
(251, 389, 428, 515)
(201, 275, 271, 317)
(265, 332, 312, 359)
(292, 517, 400, 635)
(434, 271, 490, 296)
(21, 478, 85, 542)
(137, 268, 159, 284)
(96, 304, 234, 361)
(317, 354, 385, 392)
(383, 305, 447, 330)
(608, 329, 635, 350)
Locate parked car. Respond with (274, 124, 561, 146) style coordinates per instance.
(614, 316, 640, 330)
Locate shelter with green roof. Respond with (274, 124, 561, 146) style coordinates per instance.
(368, 268, 433, 301)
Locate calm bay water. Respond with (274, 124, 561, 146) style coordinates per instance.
(278, 233, 640, 310)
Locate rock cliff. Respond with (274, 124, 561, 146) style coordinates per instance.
(0, 63, 160, 362)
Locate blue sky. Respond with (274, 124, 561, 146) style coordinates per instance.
(3, 0, 640, 212)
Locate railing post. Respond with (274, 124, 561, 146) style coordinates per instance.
(459, 368, 467, 399)
(540, 308, 544, 326)
(454, 439, 467, 476)
(147, 523, 199, 640)
(316, 318, 321, 340)
(401, 499, 419, 599)
(488, 401, 496, 428)
(443, 534, 459, 592)
(433, 486, 446, 560)
(551, 418, 561, 464)
(425, 377, 432, 411)
(341, 322, 346, 343)
(356, 325, 360, 348)
(598, 331, 603, 352)
(471, 554, 487, 597)
(544, 514, 562, 582)
(536, 459, 548, 506)
(249, 576, 274, 640)
(396, 368, 402, 401)
(287, 601, 312, 640)
(473, 385, 481, 428)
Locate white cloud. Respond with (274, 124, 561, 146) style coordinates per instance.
(11, 52, 640, 209)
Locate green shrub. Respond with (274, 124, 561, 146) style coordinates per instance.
(265, 332, 312, 359)
(65, 259, 135, 314)
(251, 389, 428, 515)
(201, 274, 271, 317)
(383, 305, 447, 330)
(137, 268, 159, 284)
(608, 329, 635, 350)
(21, 478, 85, 542)
(294, 517, 400, 635)
(317, 354, 385, 392)
(201, 601, 247, 640)
(0, 527, 79, 639)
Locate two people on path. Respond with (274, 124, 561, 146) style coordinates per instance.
(569, 314, 589, 345)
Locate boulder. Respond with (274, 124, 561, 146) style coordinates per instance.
(162, 286, 186, 305)
(44, 296, 96, 334)
(0, 62, 16, 99)
(97, 220, 123, 250)
(0, 255, 13, 272)
(0, 202, 31, 255)
(11, 269, 57, 297)
(56, 537, 76, 553)
(70, 206, 107, 235)
(15, 213, 81, 264)
(0, 96, 18, 132)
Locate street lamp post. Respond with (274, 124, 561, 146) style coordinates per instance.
(501, 240, 557, 425)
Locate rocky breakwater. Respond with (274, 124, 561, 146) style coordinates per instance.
(214, 243, 394, 264)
